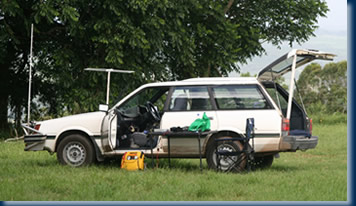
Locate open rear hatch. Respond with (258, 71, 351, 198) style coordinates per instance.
(257, 49, 336, 82)
(257, 49, 335, 119)
(257, 49, 336, 151)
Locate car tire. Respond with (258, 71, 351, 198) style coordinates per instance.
(206, 136, 247, 172)
(57, 134, 95, 167)
(251, 155, 274, 170)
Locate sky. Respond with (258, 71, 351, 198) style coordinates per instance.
(230, 0, 347, 77)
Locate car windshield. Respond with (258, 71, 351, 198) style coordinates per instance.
(118, 87, 169, 117)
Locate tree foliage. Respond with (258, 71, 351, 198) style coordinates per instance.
(297, 61, 347, 114)
(239, 72, 256, 77)
(0, 0, 329, 127)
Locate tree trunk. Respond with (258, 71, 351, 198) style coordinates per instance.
(0, 42, 16, 129)
(0, 66, 10, 129)
(0, 95, 9, 129)
(203, 64, 211, 77)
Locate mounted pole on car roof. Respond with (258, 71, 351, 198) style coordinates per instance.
(84, 68, 134, 105)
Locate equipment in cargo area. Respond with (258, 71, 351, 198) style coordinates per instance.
(121, 151, 145, 171)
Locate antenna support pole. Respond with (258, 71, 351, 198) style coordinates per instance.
(106, 71, 111, 105)
(27, 24, 34, 125)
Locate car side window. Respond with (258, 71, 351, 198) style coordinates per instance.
(169, 87, 212, 111)
(265, 87, 288, 116)
(265, 88, 288, 109)
(212, 85, 272, 110)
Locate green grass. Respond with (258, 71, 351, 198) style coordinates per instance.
(0, 123, 347, 201)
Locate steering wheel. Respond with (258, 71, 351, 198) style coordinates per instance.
(146, 101, 161, 122)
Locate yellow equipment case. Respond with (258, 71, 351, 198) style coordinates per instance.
(121, 151, 145, 171)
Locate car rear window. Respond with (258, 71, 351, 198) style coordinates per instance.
(212, 85, 272, 110)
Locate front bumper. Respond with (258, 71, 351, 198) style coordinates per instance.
(280, 135, 318, 151)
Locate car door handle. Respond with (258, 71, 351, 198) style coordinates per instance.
(208, 116, 214, 120)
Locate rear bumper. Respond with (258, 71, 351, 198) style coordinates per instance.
(24, 134, 46, 143)
(24, 134, 47, 151)
(21, 123, 47, 151)
(280, 135, 318, 151)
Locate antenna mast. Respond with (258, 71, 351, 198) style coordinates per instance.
(27, 24, 34, 125)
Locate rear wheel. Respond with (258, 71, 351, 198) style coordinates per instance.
(57, 134, 95, 167)
(251, 155, 274, 170)
(206, 136, 246, 172)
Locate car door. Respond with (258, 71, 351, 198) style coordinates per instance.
(160, 86, 218, 156)
(100, 109, 118, 152)
(108, 110, 118, 149)
(211, 84, 282, 152)
(103, 86, 170, 151)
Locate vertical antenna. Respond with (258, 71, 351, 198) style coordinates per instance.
(106, 70, 111, 105)
(27, 24, 33, 125)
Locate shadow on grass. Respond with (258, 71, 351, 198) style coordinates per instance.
(35, 159, 59, 167)
(96, 157, 202, 171)
(148, 158, 205, 170)
(22, 155, 302, 174)
(98, 157, 206, 172)
(154, 158, 303, 173)
(97, 157, 122, 168)
(22, 158, 59, 167)
(264, 164, 301, 172)
(97, 157, 302, 174)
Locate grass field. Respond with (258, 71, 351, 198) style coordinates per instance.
(0, 122, 347, 201)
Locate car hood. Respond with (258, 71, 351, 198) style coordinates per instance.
(38, 111, 107, 135)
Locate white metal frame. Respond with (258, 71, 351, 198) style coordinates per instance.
(84, 68, 134, 105)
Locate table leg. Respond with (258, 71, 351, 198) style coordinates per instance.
(215, 139, 219, 171)
(168, 136, 170, 168)
(150, 134, 154, 168)
(198, 132, 202, 172)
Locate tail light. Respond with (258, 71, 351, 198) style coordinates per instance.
(33, 124, 41, 134)
(34, 124, 41, 131)
(309, 118, 313, 135)
(282, 118, 290, 135)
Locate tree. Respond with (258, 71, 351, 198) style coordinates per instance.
(239, 72, 256, 77)
(297, 61, 347, 114)
(0, 0, 329, 128)
(0, 0, 82, 129)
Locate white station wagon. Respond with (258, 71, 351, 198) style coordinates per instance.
(23, 49, 335, 170)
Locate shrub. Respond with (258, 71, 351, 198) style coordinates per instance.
(309, 113, 347, 125)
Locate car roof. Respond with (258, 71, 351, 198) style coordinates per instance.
(112, 77, 260, 109)
(141, 77, 259, 88)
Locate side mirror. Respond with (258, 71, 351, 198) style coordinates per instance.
(99, 104, 109, 112)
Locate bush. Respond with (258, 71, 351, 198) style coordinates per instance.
(309, 113, 347, 125)
(0, 123, 23, 140)
(0, 128, 12, 140)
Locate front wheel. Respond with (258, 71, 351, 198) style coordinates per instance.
(206, 136, 246, 172)
(57, 134, 95, 167)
